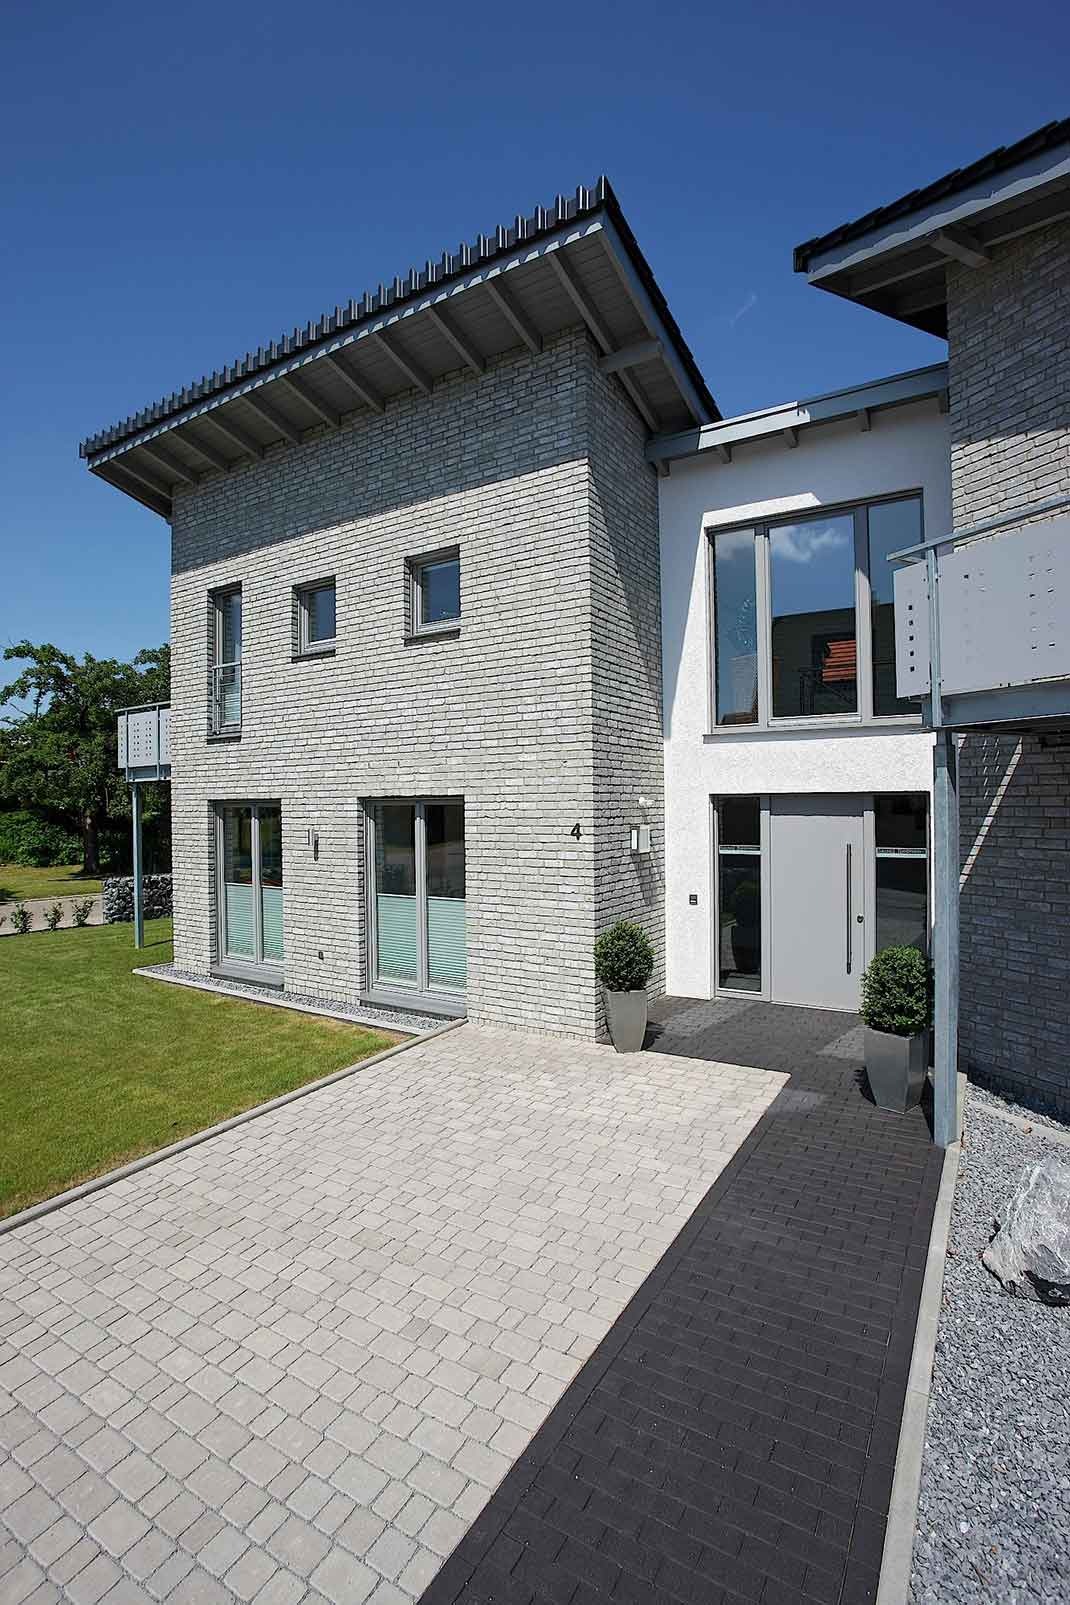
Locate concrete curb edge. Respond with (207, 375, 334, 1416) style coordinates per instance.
(0, 1018, 466, 1239)
(875, 1125, 963, 1604)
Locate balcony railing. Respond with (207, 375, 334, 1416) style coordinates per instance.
(891, 496, 1070, 730)
(210, 661, 242, 734)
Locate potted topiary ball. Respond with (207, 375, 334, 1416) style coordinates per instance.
(859, 944, 933, 1113)
(595, 919, 655, 1053)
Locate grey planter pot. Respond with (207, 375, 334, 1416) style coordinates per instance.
(865, 1026, 928, 1113)
(604, 988, 648, 1053)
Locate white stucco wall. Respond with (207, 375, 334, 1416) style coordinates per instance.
(659, 396, 951, 1000)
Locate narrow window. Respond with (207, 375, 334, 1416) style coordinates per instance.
(297, 580, 336, 654)
(410, 550, 460, 633)
(717, 796, 761, 992)
(211, 586, 242, 733)
(874, 793, 928, 953)
(218, 802, 283, 975)
(868, 498, 922, 716)
(770, 513, 857, 718)
(712, 529, 758, 725)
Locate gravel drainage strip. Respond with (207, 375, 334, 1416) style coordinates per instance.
(909, 1085, 1070, 1604)
(135, 962, 450, 1034)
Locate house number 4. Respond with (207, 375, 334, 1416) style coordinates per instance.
(570, 823, 582, 839)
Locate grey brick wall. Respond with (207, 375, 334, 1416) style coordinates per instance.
(948, 219, 1070, 1111)
(168, 329, 662, 1038)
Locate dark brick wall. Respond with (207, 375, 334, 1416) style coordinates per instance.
(958, 733, 1070, 1114)
(947, 219, 1070, 1114)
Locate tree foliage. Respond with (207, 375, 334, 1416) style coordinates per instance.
(0, 642, 170, 874)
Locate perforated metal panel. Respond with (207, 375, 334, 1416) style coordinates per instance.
(893, 563, 931, 699)
(941, 513, 1070, 695)
(116, 704, 171, 781)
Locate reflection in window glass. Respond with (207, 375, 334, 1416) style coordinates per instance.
(713, 530, 758, 725)
(717, 798, 761, 992)
(868, 500, 922, 716)
(221, 805, 255, 960)
(875, 793, 928, 953)
(770, 514, 857, 718)
(425, 802, 466, 991)
(418, 557, 461, 626)
(374, 804, 418, 984)
(307, 584, 336, 644)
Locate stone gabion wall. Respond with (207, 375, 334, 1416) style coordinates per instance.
(102, 874, 174, 923)
(947, 218, 1070, 1113)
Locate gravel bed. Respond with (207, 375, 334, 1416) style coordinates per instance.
(137, 962, 449, 1034)
(910, 1087, 1070, 1604)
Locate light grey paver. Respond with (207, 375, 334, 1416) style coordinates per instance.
(0, 1025, 782, 1600)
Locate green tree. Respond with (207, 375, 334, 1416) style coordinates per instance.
(0, 643, 169, 875)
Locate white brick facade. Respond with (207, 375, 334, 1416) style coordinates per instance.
(168, 330, 663, 1038)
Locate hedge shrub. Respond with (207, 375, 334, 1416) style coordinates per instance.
(594, 920, 655, 993)
(0, 811, 82, 868)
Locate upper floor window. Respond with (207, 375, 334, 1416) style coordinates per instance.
(409, 548, 460, 635)
(296, 579, 336, 655)
(710, 494, 922, 729)
(210, 586, 241, 734)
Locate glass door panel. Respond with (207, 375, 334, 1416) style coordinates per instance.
(716, 798, 761, 992)
(222, 805, 255, 958)
(369, 800, 466, 1000)
(259, 806, 284, 964)
(374, 804, 418, 985)
(426, 802, 466, 991)
(770, 513, 858, 717)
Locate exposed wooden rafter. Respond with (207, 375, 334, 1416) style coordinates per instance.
(373, 331, 432, 395)
(484, 278, 542, 354)
(243, 390, 303, 446)
(426, 306, 485, 375)
(321, 351, 385, 413)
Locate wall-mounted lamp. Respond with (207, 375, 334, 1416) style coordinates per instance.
(630, 824, 652, 855)
(306, 827, 320, 861)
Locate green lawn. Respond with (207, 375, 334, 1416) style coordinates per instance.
(0, 918, 400, 1218)
(0, 863, 103, 902)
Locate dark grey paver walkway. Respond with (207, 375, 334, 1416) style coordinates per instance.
(420, 996, 944, 1605)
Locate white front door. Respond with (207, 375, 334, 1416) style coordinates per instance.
(769, 795, 866, 1011)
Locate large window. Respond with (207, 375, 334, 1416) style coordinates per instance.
(210, 586, 242, 734)
(716, 797, 762, 992)
(367, 799, 466, 1008)
(710, 495, 922, 728)
(217, 803, 283, 977)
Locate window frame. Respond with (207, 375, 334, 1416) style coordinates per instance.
(295, 578, 337, 657)
(363, 796, 467, 1017)
(209, 584, 242, 736)
(706, 492, 924, 734)
(407, 547, 461, 638)
(213, 800, 284, 984)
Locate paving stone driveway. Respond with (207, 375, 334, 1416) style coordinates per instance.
(0, 1025, 783, 1605)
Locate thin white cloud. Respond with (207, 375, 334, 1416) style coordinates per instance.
(728, 291, 758, 327)
(771, 522, 851, 565)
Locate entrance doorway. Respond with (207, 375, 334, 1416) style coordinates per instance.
(769, 796, 865, 1010)
(714, 792, 928, 1011)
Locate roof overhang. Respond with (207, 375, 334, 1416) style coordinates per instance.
(80, 181, 718, 520)
(647, 362, 947, 471)
(793, 120, 1070, 335)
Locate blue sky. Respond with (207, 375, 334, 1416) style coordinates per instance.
(1, 0, 1066, 665)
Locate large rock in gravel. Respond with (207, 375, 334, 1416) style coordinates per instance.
(983, 1155, 1070, 1305)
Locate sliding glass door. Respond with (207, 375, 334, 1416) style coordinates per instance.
(367, 799, 465, 1008)
(217, 803, 283, 979)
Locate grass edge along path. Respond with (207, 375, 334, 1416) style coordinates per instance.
(0, 918, 400, 1218)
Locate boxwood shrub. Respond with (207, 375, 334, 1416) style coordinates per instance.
(860, 945, 933, 1037)
(594, 920, 655, 993)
